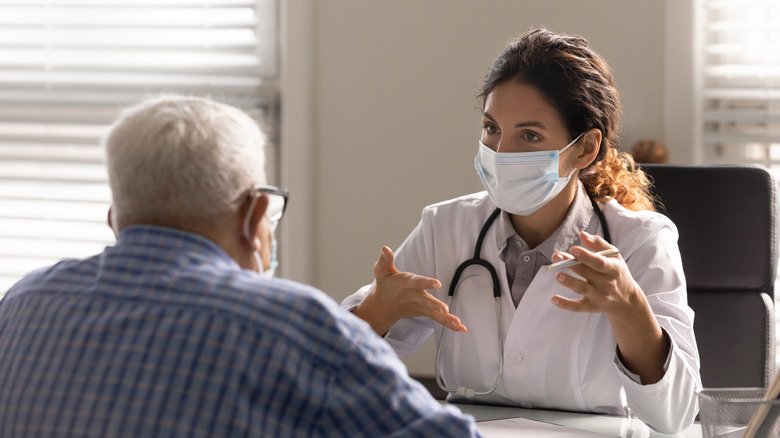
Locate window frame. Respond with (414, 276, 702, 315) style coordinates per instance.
(0, 0, 284, 294)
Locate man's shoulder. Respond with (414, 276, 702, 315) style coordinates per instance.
(8, 258, 351, 343)
(182, 270, 338, 322)
(4, 256, 98, 300)
(234, 276, 342, 326)
(216, 274, 381, 370)
(200, 272, 366, 345)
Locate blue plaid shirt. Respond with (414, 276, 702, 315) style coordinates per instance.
(0, 225, 480, 438)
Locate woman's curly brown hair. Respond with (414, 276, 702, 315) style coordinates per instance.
(581, 148, 655, 211)
(479, 27, 655, 212)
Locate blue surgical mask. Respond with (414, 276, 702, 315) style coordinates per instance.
(474, 133, 583, 216)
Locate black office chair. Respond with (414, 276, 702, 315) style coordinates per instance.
(642, 164, 778, 388)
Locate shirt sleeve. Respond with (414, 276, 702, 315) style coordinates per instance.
(613, 329, 673, 384)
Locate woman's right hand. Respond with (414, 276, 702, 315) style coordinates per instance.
(352, 246, 467, 336)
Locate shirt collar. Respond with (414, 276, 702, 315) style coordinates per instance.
(115, 224, 240, 271)
(494, 182, 596, 259)
(495, 208, 517, 253)
(540, 182, 594, 258)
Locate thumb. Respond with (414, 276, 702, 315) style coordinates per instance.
(373, 245, 399, 279)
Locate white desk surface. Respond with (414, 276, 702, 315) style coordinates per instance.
(446, 402, 703, 438)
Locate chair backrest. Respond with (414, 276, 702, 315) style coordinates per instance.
(642, 164, 778, 388)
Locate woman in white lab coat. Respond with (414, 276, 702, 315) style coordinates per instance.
(342, 28, 701, 435)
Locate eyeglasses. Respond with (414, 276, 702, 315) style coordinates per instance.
(250, 185, 289, 224)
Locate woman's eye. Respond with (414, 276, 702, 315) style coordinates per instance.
(483, 124, 499, 135)
(522, 131, 541, 142)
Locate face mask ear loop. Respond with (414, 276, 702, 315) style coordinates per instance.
(558, 132, 586, 179)
(559, 132, 585, 155)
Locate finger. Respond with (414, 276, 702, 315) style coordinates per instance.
(428, 309, 467, 333)
(408, 273, 442, 291)
(417, 292, 466, 332)
(551, 295, 591, 313)
(578, 231, 612, 252)
(420, 290, 449, 314)
(373, 245, 399, 279)
(551, 251, 574, 263)
(567, 246, 617, 274)
(554, 271, 592, 298)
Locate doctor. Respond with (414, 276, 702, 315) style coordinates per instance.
(343, 28, 701, 435)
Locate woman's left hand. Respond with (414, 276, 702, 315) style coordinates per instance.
(551, 230, 670, 384)
(550, 231, 641, 317)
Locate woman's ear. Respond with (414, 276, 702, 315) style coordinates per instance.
(574, 128, 602, 168)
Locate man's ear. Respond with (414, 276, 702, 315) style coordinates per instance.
(240, 193, 269, 250)
(107, 206, 117, 237)
(574, 128, 602, 168)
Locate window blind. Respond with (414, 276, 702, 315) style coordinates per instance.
(699, 0, 780, 168)
(0, 0, 278, 294)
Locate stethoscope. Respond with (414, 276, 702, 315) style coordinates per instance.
(435, 194, 612, 398)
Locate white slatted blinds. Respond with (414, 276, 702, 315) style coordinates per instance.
(0, 0, 278, 294)
(699, 0, 780, 168)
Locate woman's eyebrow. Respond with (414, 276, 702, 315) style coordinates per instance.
(514, 121, 546, 129)
(482, 111, 547, 130)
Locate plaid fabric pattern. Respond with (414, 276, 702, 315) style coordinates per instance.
(0, 225, 480, 438)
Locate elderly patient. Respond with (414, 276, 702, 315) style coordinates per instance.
(0, 95, 481, 438)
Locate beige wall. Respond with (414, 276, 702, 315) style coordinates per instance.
(306, 1, 666, 376)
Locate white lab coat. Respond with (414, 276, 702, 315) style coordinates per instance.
(342, 190, 701, 434)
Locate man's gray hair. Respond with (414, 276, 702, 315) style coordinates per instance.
(104, 95, 266, 227)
